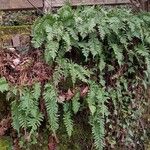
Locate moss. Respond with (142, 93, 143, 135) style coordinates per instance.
(0, 137, 12, 150)
(57, 111, 93, 150)
(27, 110, 93, 150)
(0, 25, 31, 40)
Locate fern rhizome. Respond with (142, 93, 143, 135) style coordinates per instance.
(0, 5, 150, 149)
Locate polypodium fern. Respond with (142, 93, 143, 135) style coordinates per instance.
(63, 103, 73, 137)
(54, 58, 91, 85)
(17, 86, 43, 134)
(90, 115, 105, 150)
(87, 82, 108, 149)
(11, 100, 20, 133)
(72, 92, 80, 114)
(68, 62, 91, 85)
(0, 4, 149, 150)
(0, 77, 8, 92)
(43, 83, 59, 133)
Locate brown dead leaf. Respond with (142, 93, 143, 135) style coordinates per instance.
(80, 86, 89, 97)
(12, 35, 20, 47)
(66, 89, 74, 101)
(48, 135, 57, 150)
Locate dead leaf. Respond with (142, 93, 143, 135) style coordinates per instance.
(12, 35, 20, 47)
(66, 89, 74, 101)
(80, 86, 89, 97)
(48, 135, 57, 150)
(58, 94, 66, 103)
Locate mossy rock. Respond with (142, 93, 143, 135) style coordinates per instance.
(0, 25, 31, 47)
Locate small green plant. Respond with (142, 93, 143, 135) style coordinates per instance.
(0, 5, 150, 149)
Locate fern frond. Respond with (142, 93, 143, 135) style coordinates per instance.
(0, 77, 8, 92)
(63, 103, 73, 137)
(11, 100, 20, 133)
(13, 87, 43, 134)
(28, 112, 43, 134)
(32, 82, 41, 100)
(91, 115, 105, 150)
(111, 44, 123, 66)
(45, 41, 59, 62)
(44, 83, 59, 133)
(72, 92, 80, 114)
(68, 62, 91, 84)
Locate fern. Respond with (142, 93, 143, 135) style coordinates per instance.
(63, 103, 73, 137)
(32, 82, 41, 100)
(22, 94, 42, 131)
(11, 100, 20, 133)
(44, 83, 59, 133)
(11, 84, 43, 135)
(0, 77, 8, 92)
(68, 62, 91, 84)
(91, 115, 105, 150)
(111, 44, 123, 66)
(72, 92, 80, 114)
(55, 58, 91, 85)
(0, 4, 149, 149)
(87, 82, 108, 149)
(45, 41, 59, 62)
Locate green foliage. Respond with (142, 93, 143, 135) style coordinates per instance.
(72, 92, 80, 114)
(87, 83, 108, 149)
(63, 103, 73, 137)
(31, 6, 150, 149)
(44, 83, 59, 133)
(91, 116, 104, 150)
(0, 77, 8, 92)
(54, 59, 91, 85)
(1, 5, 150, 149)
(11, 83, 43, 135)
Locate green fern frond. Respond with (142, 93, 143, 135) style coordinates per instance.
(12, 87, 43, 135)
(44, 83, 59, 133)
(11, 100, 20, 133)
(45, 41, 59, 62)
(0, 77, 8, 92)
(72, 92, 80, 114)
(111, 44, 123, 66)
(32, 82, 41, 100)
(91, 115, 105, 150)
(63, 103, 73, 137)
(68, 62, 91, 84)
(28, 112, 43, 134)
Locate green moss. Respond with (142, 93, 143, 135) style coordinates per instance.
(0, 25, 31, 40)
(0, 137, 12, 150)
(57, 111, 93, 150)
(27, 111, 93, 150)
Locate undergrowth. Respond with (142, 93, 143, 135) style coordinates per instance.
(0, 5, 150, 149)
